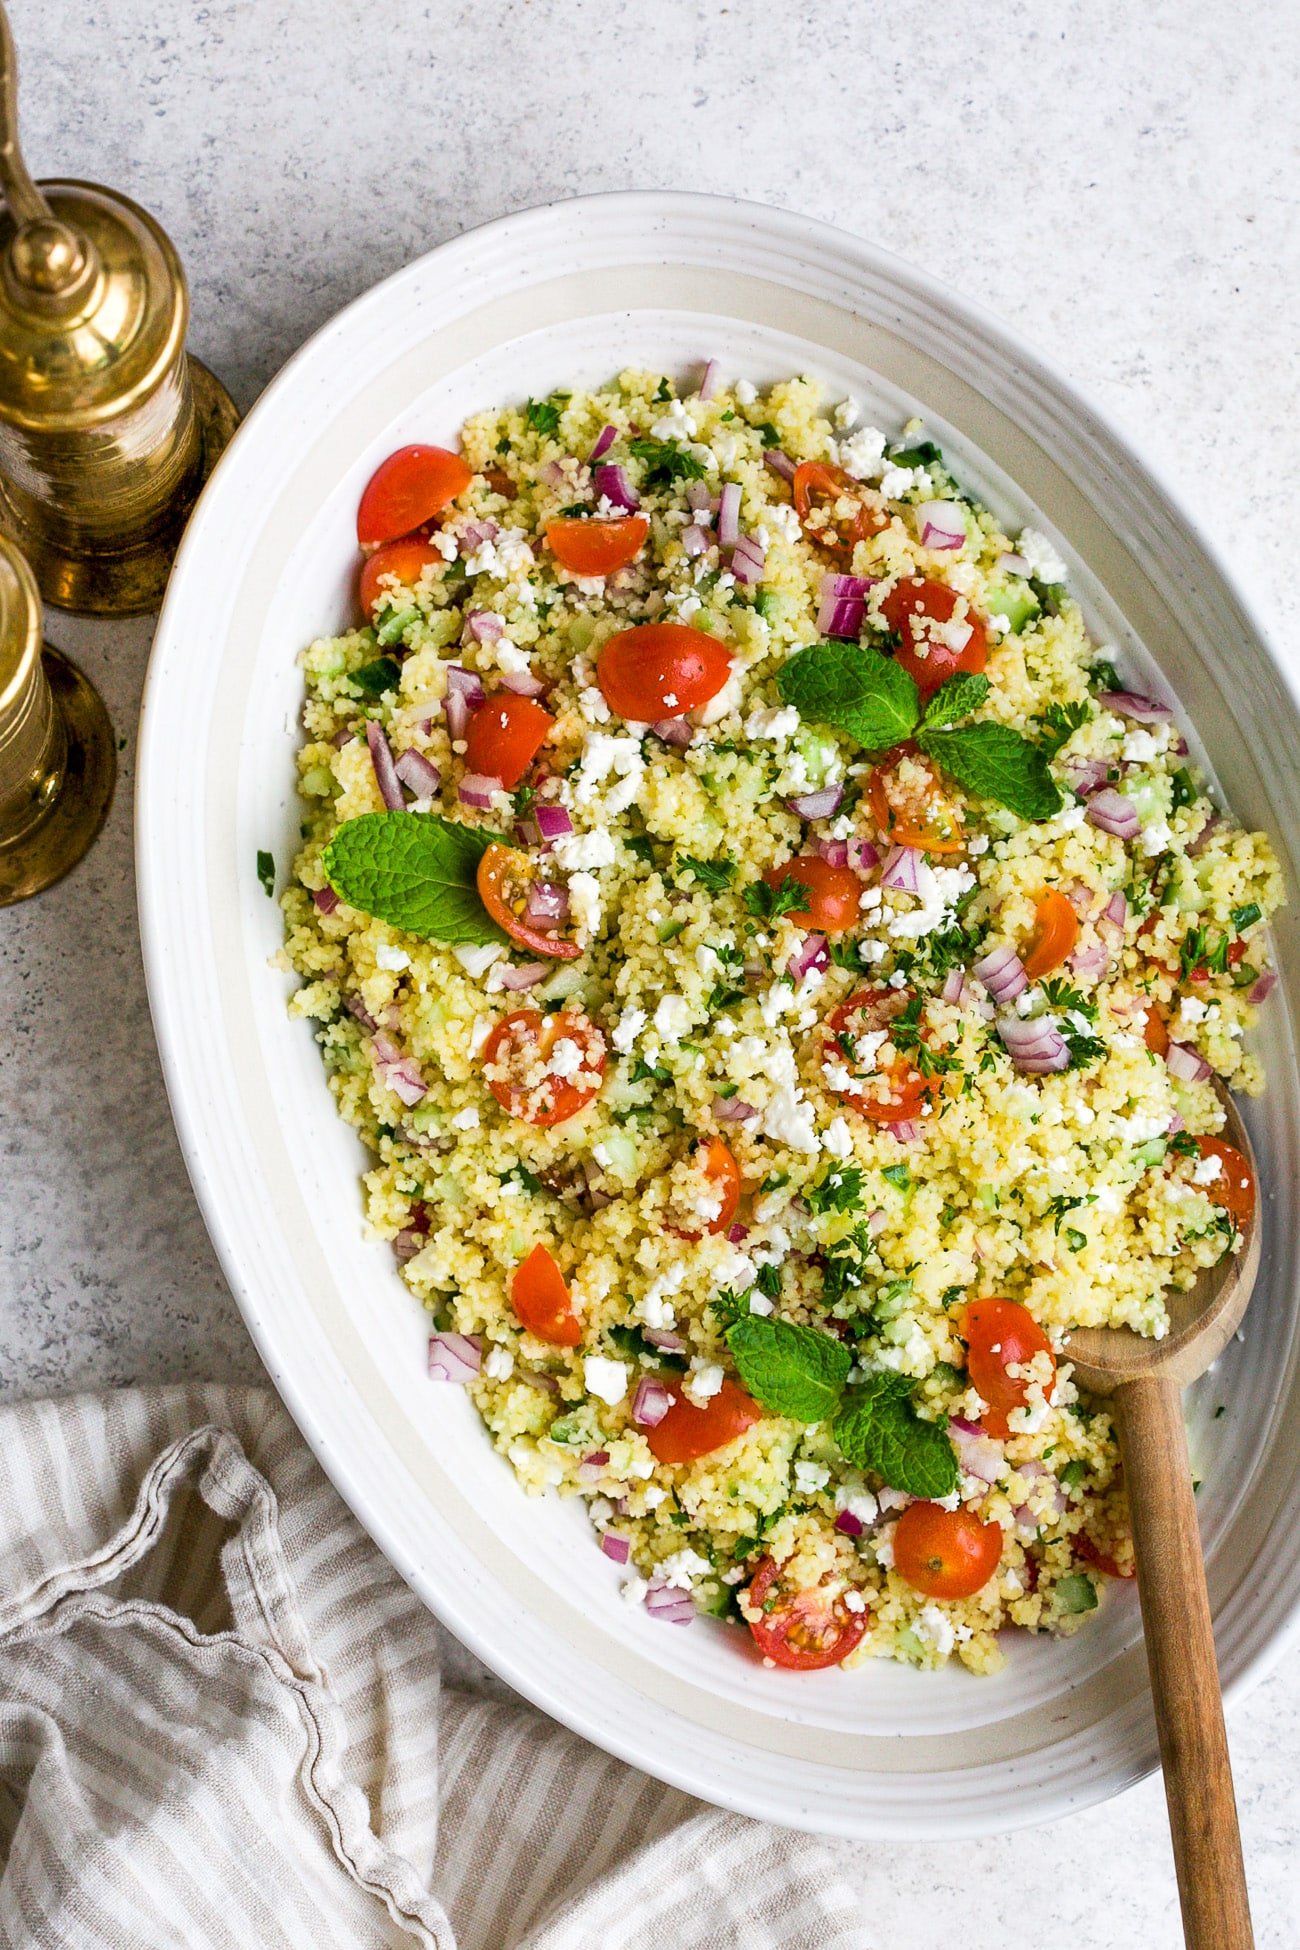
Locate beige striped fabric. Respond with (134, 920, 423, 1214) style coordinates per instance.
(0, 1388, 870, 1949)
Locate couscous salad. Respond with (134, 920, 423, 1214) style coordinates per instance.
(274, 362, 1281, 1674)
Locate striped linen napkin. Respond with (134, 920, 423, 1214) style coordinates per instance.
(0, 1386, 869, 1949)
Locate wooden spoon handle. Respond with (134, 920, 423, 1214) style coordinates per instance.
(1116, 1374, 1253, 1950)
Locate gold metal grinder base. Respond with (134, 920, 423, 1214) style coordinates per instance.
(0, 355, 240, 616)
(0, 536, 115, 906)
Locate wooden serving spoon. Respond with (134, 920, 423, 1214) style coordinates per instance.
(1068, 1090, 1260, 1950)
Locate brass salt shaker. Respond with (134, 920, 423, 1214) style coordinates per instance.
(0, 2, 239, 614)
(0, 532, 114, 903)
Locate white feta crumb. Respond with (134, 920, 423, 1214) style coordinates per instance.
(452, 942, 502, 978)
(483, 1346, 515, 1380)
(1192, 1151, 1224, 1185)
(376, 942, 412, 972)
(568, 871, 603, 938)
(793, 1460, 830, 1495)
(583, 1355, 630, 1406)
(553, 827, 618, 872)
(821, 1115, 854, 1160)
(916, 1603, 956, 1658)
(733, 378, 757, 405)
(621, 1575, 649, 1606)
(837, 425, 887, 480)
(451, 1106, 480, 1131)
(761, 1084, 820, 1153)
(653, 993, 693, 1043)
(1139, 818, 1172, 857)
(834, 396, 860, 431)
(642, 1485, 668, 1509)
(684, 1361, 725, 1405)
(745, 703, 801, 742)
(1015, 526, 1068, 584)
(658, 1547, 712, 1588)
(548, 1036, 583, 1080)
(612, 1005, 647, 1054)
(1121, 726, 1167, 763)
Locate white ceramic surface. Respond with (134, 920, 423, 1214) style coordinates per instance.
(137, 192, 1300, 1838)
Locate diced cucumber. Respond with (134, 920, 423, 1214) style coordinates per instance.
(983, 575, 1041, 635)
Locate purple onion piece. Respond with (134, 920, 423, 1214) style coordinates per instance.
(880, 844, 923, 894)
(997, 1014, 1069, 1074)
(428, 1332, 482, 1383)
(465, 609, 503, 643)
(718, 482, 742, 548)
(1085, 789, 1141, 840)
(712, 1093, 757, 1122)
(764, 450, 797, 484)
(631, 1377, 672, 1428)
(644, 1579, 695, 1625)
(534, 803, 575, 841)
(1103, 889, 1128, 928)
(366, 720, 405, 810)
(886, 1119, 923, 1142)
(1095, 690, 1172, 723)
(817, 837, 849, 868)
(496, 961, 549, 992)
(973, 944, 1030, 1005)
(644, 1327, 687, 1355)
(524, 880, 569, 928)
(650, 715, 692, 747)
(833, 1509, 865, 1538)
(458, 771, 503, 810)
(699, 357, 721, 400)
(588, 423, 617, 463)
(682, 523, 710, 557)
(394, 748, 442, 798)
(1165, 1040, 1212, 1083)
(915, 500, 966, 549)
(849, 838, 879, 875)
(600, 1531, 631, 1565)
(788, 783, 844, 822)
(1248, 969, 1277, 1004)
(787, 931, 829, 982)
(592, 462, 640, 512)
(313, 886, 340, 916)
(499, 669, 546, 697)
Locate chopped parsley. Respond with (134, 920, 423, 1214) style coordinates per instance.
(805, 1164, 866, 1214)
(1179, 924, 1230, 980)
(743, 875, 810, 922)
(256, 849, 275, 896)
(755, 1262, 783, 1298)
(678, 854, 737, 891)
(627, 436, 707, 489)
(1034, 698, 1092, 759)
(1170, 767, 1199, 810)
(525, 393, 569, 435)
(1087, 658, 1121, 693)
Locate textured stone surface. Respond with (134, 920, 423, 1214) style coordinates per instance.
(4, 2, 1298, 1940)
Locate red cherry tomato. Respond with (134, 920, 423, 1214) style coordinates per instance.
(792, 461, 889, 560)
(359, 537, 440, 615)
(865, 746, 965, 854)
(880, 576, 989, 699)
(511, 1243, 581, 1347)
(464, 693, 555, 790)
(545, 515, 650, 577)
(476, 844, 581, 961)
(743, 1556, 870, 1670)
(481, 1009, 606, 1126)
(1190, 1135, 1256, 1229)
(356, 445, 472, 546)
(677, 1138, 741, 1241)
(761, 855, 862, 935)
(893, 1502, 1003, 1599)
(961, 1298, 1057, 1441)
(1077, 1533, 1135, 1580)
(645, 1376, 763, 1465)
(1022, 889, 1081, 982)
(596, 622, 731, 723)
(823, 986, 937, 1126)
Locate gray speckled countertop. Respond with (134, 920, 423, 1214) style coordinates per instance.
(4, 1, 1298, 1939)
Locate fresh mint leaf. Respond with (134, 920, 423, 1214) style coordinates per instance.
(777, 641, 919, 753)
(917, 722, 1063, 821)
(256, 849, 275, 896)
(323, 812, 509, 946)
(349, 655, 403, 698)
(726, 1317, 850, 1423)
(921, 671, 989, 730)
(833, 1375, 958, 1499)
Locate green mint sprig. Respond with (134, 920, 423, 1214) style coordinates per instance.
(322, 811, 510, 946)
(725, 1316, 958, 1498)
(777, 642, 1062, 822)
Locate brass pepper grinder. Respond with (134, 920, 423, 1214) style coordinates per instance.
(0, 531, 114, 903)
(0, 1, 239, 614)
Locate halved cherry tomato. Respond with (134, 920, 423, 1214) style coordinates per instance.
(464, 693, 555, 790)
(677, 1138, 741, 1240)
(356, 445, 472, 546)
(866, 746, 964, 853)
(545, 515, 650, 578)
(511, 1242, 581, 1347)
(1023, 889, 1080, 982)
(761, 855, 862, 935)
(359, 537, 440, 616)
(1142, 1000, 1170, 1057)
(476, 844, 581, 961)
(481, 1009, 606, 1125)
(893, 1502, 1003, 1600)
(792, 461, 889, 560)
(824, 986, 937, 1126)
(743, 1556, 869, 1670)
(960, 1297, 1057, 1441)
(880, 576, 989, 699)
(596, 621, 732, 723)
(1190, 1135, 1256, 1229)
(644, 1376, 763, 1465)
(1077, 1532, 1135, 1580)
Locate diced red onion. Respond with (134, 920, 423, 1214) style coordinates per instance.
(940, 968, 965, 1005)
(1086, 789, 1141, 840)
(631, 1377, 672, 1428)
(949, 1417, 1004, 1484)
(1248, 970, 1277, 1004)
(727, 1223, 750, 1245)
(997, 1014, 1069, 1074)
(887, 1119, 922, 1142)
(588, 424, 617, 463)
(651, 715, 693, 747)
(718, 482, 742, 547)
(579, 1450, 611, 1483)
(537, 460, 567, 488)
(712, 1093, 757, 1122)
(686, 481, 713, 515)
(916, 499, 966, 550)
(644, 1327, 687, 1355)
(427, 1332, 482, 1382)
(682, 523, 710, 557)
(788, 784, 844, 821)
(1103, 889, 1128, 928)
(592, 462, 640, 512)
(393, 1228, 424, 1262)
(867, 1208, 887, 1235)
(519, 1369, 559, 1394)
(524, 880, 568, 928)
(465, 609, 503, 643)
(395, 748, 442, 798)
(313, 886, 340, 915)
(1062, 756, 1111, 798)
(1166, 1040, 1212, 1083)
(849, 838, 879, 875)
(787, 931, 829, 982)
(699, 357, 721, 400)
(601, 1531, 631, 1565)
(817, 591, 865, 637)
(458, 771, 503, 810)
(1096, 690, 1172, 723)
(823, 571, 875, 600)
(499, 669, 547, 697)
(1167, 1111, 1185, 1134)
(371, 1033, 427, 1106)
(461, 519, 500, 550)
(497, 960, 548, 991)
(345, 993, 378, 1032)
(446, 664, 486, 704)
(833, 1509, 865, 1538)
(644, 1579, 695, 1625)
(366, 720, 405, 811)
(534, 803, 574, 841)
(998, 551, 1031, 577)
(731, 537, 766, 586)
(1067, 934, 1110, 981)
(817, 838, 849, 867)
(764, 450, 797, 484)
(881, 844, 923, 894)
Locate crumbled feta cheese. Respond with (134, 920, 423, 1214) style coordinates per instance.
(834, 396, 860, 431)
(548, 1037, 583, 1080)
(483, 1346, 515, 1380)
(745, 703, 800, 742)
(553, 827, 618, 872)
(653, 993, 692, 1043)
(612, 1005, 647, 1054)
(837, 425, 887, 480)
(1139, 819, 1172, 857)
(762, 1084, 819, 1153)
(376, 942, 412, 972)
(1192, 1150, 1224, 1185)
(583, 1355, 629, 1406)
(451, 1106, 480, 1131)
(880, 462, 930, 498)
(821, 1115, 854, 1159)
(639, 1290, 677, 1330)
(642, 1485, 668, 1509)
(1015, 526, 1068, 584)
(713, 1241, 757, 1290)
(793, 1460, 830, 1494)
(836, 1485, 879, 1526)
(1177, 996, 1209, 1025)
(658, 1547, 712, 1588)
(568, 871, 603, 938)
(842, 1588, 868, 1614)
(577, 684, 611, 724)
(684, 1361, 725, 1405)
(1122, 726, 1167, 764)
(733, 378, 757, 405)
(621, 1575, 649, 1605)
(916, 1603, 956, 1658)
